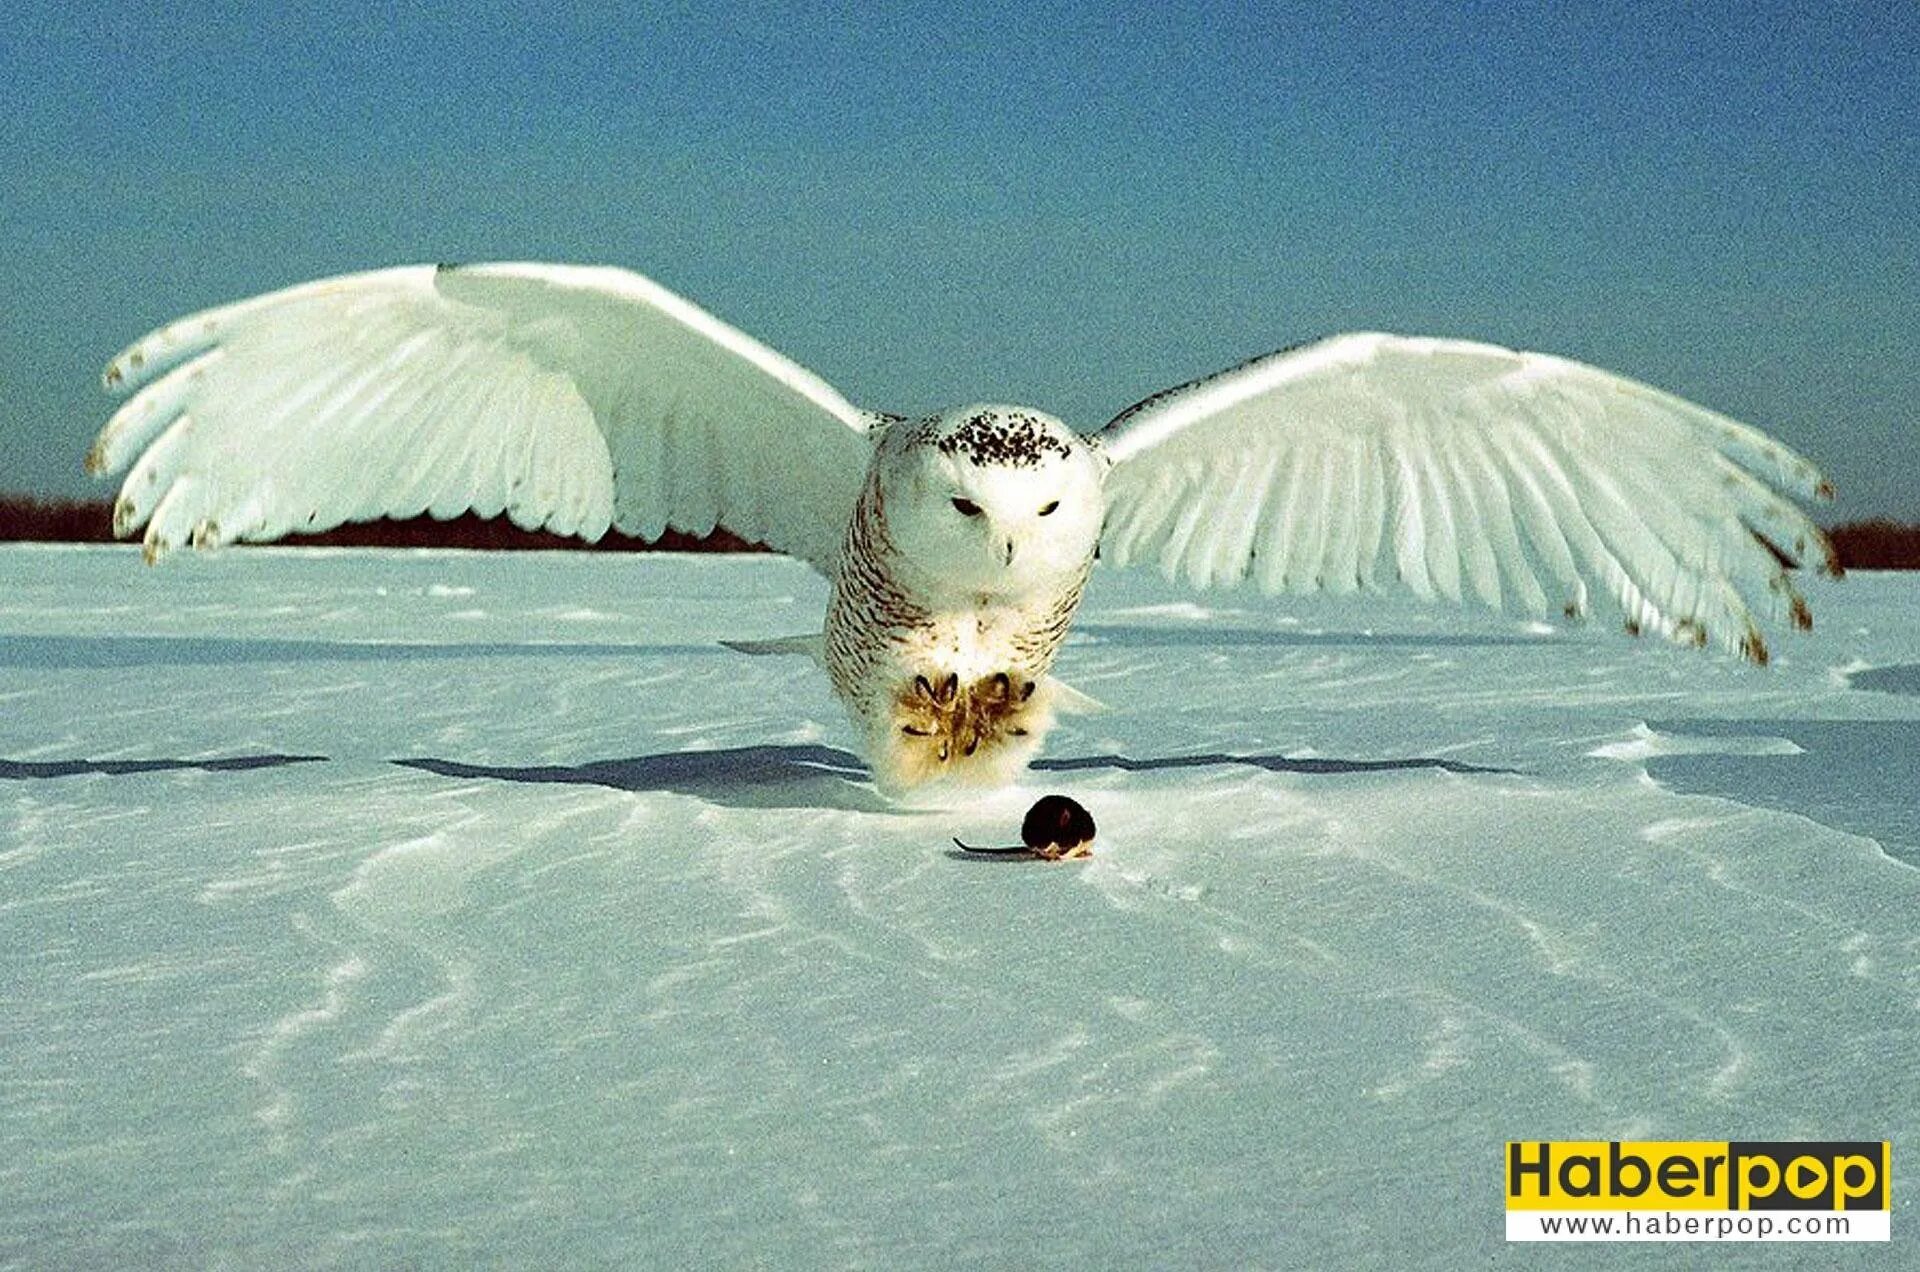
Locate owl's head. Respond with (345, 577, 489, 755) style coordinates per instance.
(876, 405, 1106, 598)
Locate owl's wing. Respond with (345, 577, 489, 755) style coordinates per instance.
(1091, 333, 1838, 662)
(91, 263, 874, 572)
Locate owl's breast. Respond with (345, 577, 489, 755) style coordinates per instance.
(889, 604, 1046, 681)
(825, 477, 1091, 718)
(829, 574, 1088, 711)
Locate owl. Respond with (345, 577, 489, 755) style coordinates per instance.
(90, 263, 1837, 794)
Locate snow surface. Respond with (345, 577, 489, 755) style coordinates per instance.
(1, 544, 1914, 1268)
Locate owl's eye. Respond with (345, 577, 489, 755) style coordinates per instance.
(1037, 500, 1060, 517)
(951, 497, 982, 517)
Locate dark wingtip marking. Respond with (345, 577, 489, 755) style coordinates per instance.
(1789, 595, 1813, 631)
(1750, 528, 1798, 571)
(1818, 534, 1845, 579)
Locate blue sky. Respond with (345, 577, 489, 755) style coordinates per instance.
(4, 1, 1914, 519)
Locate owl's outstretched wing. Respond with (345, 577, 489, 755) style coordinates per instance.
(1091, 333, 1838, 662)
(91, 263, 874, 572)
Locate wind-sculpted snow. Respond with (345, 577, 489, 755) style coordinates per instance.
(1, 546, 1914, 1268)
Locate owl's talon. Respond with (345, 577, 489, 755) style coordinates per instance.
(913, 673, 959, 706)
(887, 668, 1052, 785)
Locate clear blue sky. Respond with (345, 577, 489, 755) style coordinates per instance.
(4, 1, 1914, 519)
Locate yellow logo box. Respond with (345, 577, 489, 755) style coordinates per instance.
(1506, 1142, 1890, 1211)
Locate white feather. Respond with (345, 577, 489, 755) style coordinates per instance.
(93, 263, 873, 570)
(1094, 333, 1836, 661)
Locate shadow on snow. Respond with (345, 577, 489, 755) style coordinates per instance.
(1641, 718, 1920, 868)
(1846, 663, 1920, 697)
(390, 746, 1514, 812)
(0, 743, 1511, 808)
(0, 635, 725, 669)
(1072, 623, 1553, 650)
(0, 625, 1560, 672)
(0, 755, 326, 779)
(391, 747, 892, 814)
(1033, 753, 1513, 777)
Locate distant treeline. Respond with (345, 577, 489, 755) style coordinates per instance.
(3, 495, 1917, 569)
(1827, 520, 1920, 571)
(0, 496, 762, 554)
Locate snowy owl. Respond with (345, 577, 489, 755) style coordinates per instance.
(89, 262, 1838, 793)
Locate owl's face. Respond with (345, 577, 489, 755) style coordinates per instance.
(877, 406, 1106, 598)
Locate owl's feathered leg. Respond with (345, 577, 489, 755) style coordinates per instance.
(872, 672, 1057, 795)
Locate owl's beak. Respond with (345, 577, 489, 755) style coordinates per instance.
(1003, 538, 1016, 566)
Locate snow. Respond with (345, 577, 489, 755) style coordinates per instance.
(1, 544, 1914, 1268)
